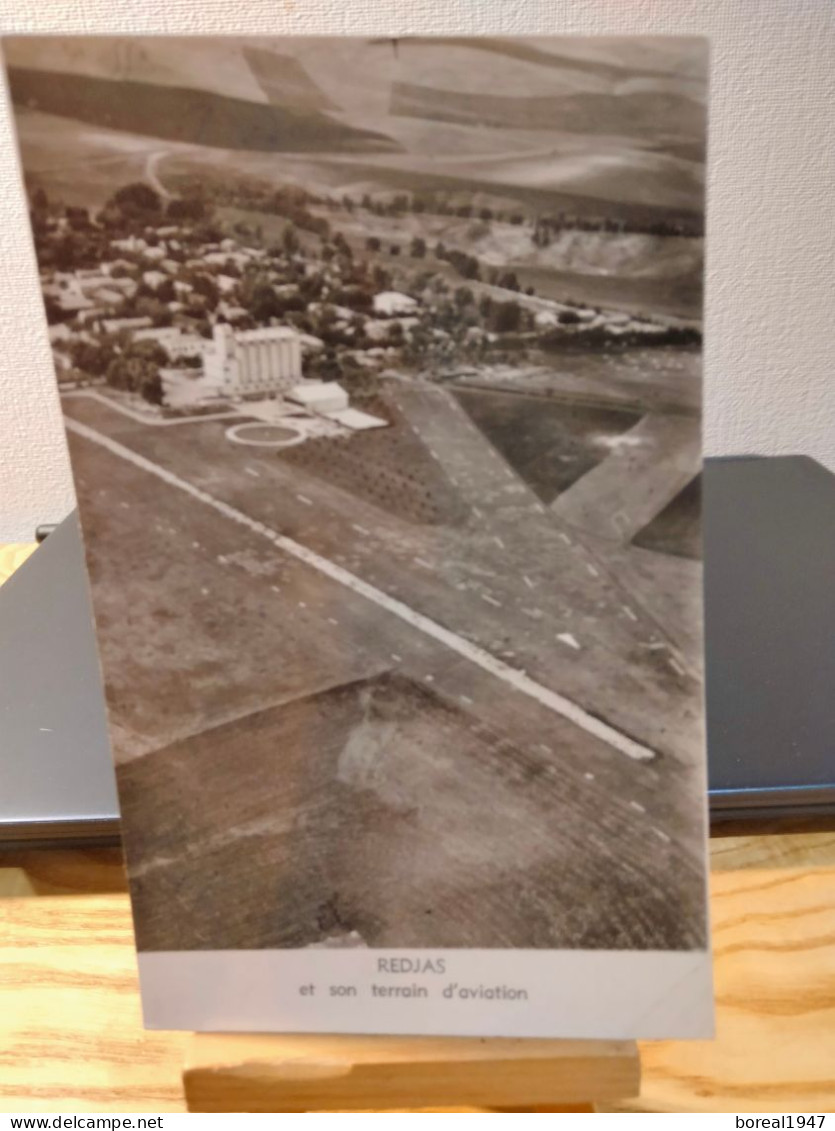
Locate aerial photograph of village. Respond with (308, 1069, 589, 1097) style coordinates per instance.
(6, 35, 709, 954)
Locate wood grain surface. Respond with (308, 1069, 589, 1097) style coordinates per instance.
(183, 1033, 639, 1112)
(0, 542, 37, 585)
(2, 834, 833, 1112)
(2, 545, 834, 1112)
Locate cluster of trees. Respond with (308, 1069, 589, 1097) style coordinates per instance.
(173, 175, 333, 241)
(539, 323, 701, 351)
(324, 188, 702, 238)
(351, 191, 525, 226)
(435, 244, 481, 281)
(532, 211, 703, 242)
(63, 332, 168, 402)
(104, 339, 167, 404)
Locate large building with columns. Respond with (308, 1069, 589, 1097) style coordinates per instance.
(205, 323, 302, 397)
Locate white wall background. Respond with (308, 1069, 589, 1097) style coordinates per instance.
(0, 0, 832, 541)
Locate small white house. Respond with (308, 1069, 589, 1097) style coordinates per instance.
(373, 291, 418, 317)
(286, 381, 349, 416)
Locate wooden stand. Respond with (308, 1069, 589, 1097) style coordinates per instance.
(183, 1034, 640, 1112)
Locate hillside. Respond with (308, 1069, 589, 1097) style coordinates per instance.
(391, 82, 705, 153)
(7, 67, 397, 154)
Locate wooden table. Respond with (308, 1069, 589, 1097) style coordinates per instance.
(2, 545, 834, 1113)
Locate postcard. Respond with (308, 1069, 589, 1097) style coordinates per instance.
(4, 34, 711, 1037)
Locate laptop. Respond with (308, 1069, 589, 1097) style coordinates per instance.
(0, 510, 119, 846)
(1, 456, 833, 846)
(704, 455, 835, 823)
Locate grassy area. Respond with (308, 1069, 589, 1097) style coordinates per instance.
(452, 385, 640, 503)
(278, 389, 468, 526)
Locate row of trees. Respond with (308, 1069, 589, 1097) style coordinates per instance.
(319, 187, 703, 238)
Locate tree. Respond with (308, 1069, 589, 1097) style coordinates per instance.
(447, 249, 480, 281)
(490, 300, 521, 334)
(372, 264, 391, 290)
(108, 182, 162, 220)
(248, 282, 282, 323)
(155, 278, 176, 303)
(191, 274, 220, 306)
(135, 297, 173, 327)
(66, 206, 91, 232)
(167, 195, 207, 222)
(53, 235, 81, 272)
(105, 339, 167, 396)
(282, 223, 300, 255)
(70, 339, 111, 377)
(410, 236, 426, 259)
(132, 339, 170, 367)
(366, 235, 381, 252)
(139, 369, 165, 405)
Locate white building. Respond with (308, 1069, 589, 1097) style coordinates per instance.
(204, 323, 302, 397)
(373, 290, 418, 317)
(287, 381, 349, 416)
(101, 315, 153, 335)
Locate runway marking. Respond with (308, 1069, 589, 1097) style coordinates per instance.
(66, 418, 657, 764)
(557, 632, 581, 651)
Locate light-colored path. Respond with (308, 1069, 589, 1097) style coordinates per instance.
(145, 150, 172, 200)
(550, 413, 701, 543)
(65, 416, 656, 763)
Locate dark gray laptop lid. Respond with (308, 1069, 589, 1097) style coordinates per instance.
(0, 510, 119, 844)
(704, 455, 835, 817)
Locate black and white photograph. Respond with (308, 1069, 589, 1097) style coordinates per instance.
(5, 34, 711, 1036)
